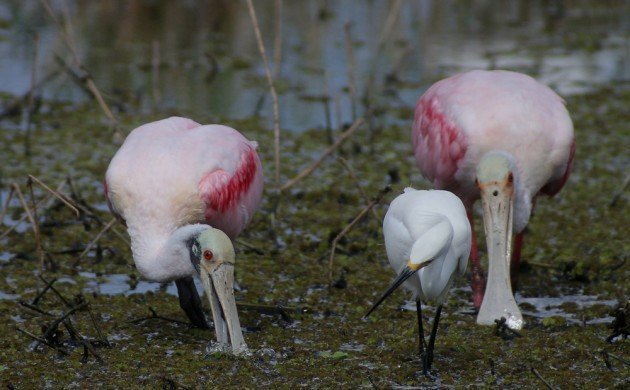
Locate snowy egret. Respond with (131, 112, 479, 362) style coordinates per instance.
(365, 188, 471, 374)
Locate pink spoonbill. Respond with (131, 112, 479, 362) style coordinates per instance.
(104, 116, 263, 353)
(412, 70, 575, 329)
(365, 188, 471, 374)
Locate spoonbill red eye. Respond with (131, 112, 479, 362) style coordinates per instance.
(203, 250, 213, 261)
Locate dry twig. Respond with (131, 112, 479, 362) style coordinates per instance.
(11, 183, 44, 271)
(152, 40, 161, 108)
(610, 174, 629, 207)
(31, 277, 57, 306)
(338, 157, 380, 221)
(0, 180, 67, 239)
(74, 217, 117, 266)
(344, 22, 357, 121)
(38, 301, 88, 348)
(23, 33, 40, 156)
(328, 186, 391, 283)
(530, 367, 557, 390)
(246, 0, 281, 191)
(272, 0, 283, 78)
(280, 118, 364, 192)
(40, 0, 121, 135)
(364, 0, 402, 112)
(0, 184, 15, 228)
(28, 174, 79, 217)
(129, 307, 189, 326)
(17, 327, 68, 355)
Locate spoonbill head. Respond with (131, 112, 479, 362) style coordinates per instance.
(189, 227, 245, 352)
(412, 70, 575, 329)
(105, 116, 263, 354)
(365, 188, 471, 374)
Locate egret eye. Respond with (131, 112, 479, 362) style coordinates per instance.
(203, 250, 214, 261)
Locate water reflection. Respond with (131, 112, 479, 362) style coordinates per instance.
(80, 271, 180, 296)
(0, 0, 627, 131)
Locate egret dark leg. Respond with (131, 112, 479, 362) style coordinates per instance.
(426, 304, 443, 372)
(416, 299, 426, 357)
(175, 277, 210, 329)
(467, 209, 485, 310)
(511, 231, 525, 290)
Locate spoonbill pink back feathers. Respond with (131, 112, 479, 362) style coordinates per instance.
(412, 70, 575, 328)
(105, 116, 263, 353)
(365, 188, 471, 374)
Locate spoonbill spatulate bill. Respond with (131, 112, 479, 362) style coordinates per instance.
(105, 117, 263, 353)
(412, 70, 575, 329)
(365, 188, 471, 374)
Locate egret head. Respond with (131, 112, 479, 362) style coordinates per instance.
(188, 228, 247, 353)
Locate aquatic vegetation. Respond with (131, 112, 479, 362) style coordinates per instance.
(0, 85, 627, 387)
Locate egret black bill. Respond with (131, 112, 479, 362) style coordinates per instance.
(364, 260, 433, 319)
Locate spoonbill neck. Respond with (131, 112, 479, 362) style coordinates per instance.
(129, 223, 210, 282)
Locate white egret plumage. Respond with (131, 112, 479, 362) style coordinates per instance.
(365, 188, 471, 374)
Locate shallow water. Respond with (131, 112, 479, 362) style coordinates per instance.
(1, 1, 628, 131)
(0, 0, 628, 388)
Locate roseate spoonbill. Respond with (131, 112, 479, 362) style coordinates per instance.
(365, 188, 471, 374)
(104, 116, 263, 353)
(412, 70, 575, 329)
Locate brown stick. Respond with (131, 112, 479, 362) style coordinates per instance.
(37, 302, 88, 349)
(19, 301, 54, 316)
(272, 0, 283, 79)
(40, 0, 121, 135)
(151, 40, 161, 108)
(23, 33, 40, 156)
(235, 238, 266, 255)
(323, 72, 333, 144)
(246, 0, 281, 191)
(604, 351, 630, 366)
(28, 174, 79, 217)
(530, 367, 557, 390)
(609, 173, 629, 207)
(74, 218, 116, 266)
(280, 118, 364, 192)
(85, 305, 109, 347)
(39, 275, 72, 308)
(1, 69, 60, 118)
(129, 307, 189, 326)
(328, 186, 391, 283)
(0, 184, 15, 228)
(338, 157, 380, 221)
(159, 375, 193, 390)
(80, 338, 105, 364)
(12, 183, 44, 271)
(17, 327, 68, 355)
(0, 180, 67, 239)
(364, 0, 402, 108)
(64, 176, 131, 246)
(344, 22, 357, 121)
(31, 277, 57, 306)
